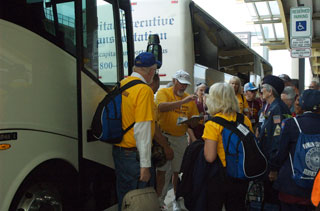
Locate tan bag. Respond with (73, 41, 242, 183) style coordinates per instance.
(122, 186, 160, 211)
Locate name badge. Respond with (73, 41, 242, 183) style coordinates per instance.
(177, 117, 188, 125)
(259, 113, 265, 123)
(237, 124, 250, 136)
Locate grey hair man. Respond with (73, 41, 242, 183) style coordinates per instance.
(281, 86, 296, 113)
(309, 80, 320, 90)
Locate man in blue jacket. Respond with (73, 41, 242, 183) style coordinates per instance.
(258, 75, 291, 209)
(269, 89, 320, 211)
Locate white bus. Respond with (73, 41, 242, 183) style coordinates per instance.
(0, 0, 138, 210)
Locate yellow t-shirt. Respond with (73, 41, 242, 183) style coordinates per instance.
(237, 93, 249, 114)
(115, 76, 155, 148)
(156, 87, 199, 136)
(202, 112, 253, 167)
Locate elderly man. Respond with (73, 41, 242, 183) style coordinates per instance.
(281, 86, 296, 113)
(258, 75, 291, 210)
(309, 80, 320, 90)
(156, 69, 199, 211)
(113, 52, 159, 210)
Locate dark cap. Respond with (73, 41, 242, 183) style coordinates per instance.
(278, 74, 292, 82)
(135, 52, 161, 67)
(262, 75, 285, 96)
(299, 89, 320, 112)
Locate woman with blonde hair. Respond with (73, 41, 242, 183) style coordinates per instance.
(202, 82, 253, 211)
(229, 76, 249, 116)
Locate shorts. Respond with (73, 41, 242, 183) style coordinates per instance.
(157, 133, 188, 173)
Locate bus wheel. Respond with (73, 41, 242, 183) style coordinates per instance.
(13, 182, 63, 211)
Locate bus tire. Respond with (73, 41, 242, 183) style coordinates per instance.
(9, 160, 78, 211)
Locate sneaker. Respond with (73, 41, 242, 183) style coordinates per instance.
(159, 199, 168, 211)
(172, 200, 181, 211)
(159, 201, 168, 211)
(160, 204, 168, 211)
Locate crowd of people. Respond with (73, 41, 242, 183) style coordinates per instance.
(113, 52, 320, 211)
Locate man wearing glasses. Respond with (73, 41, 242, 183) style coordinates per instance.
(155, 69, 199, 211)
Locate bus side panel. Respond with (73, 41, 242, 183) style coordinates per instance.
(0, 20, 78, 137)
(0, 20, 78, 210)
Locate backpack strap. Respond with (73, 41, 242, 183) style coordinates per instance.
(293, 117, 302, 133)
(236, 112, 245, 124)
(120, 79, 146, 134)
(209, 114, 250, 140)
(120, 79, 145, 92)
(241, 94, 244, 104)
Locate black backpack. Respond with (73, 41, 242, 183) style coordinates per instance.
(209, 113, 267, 180)
(176, 140, 204, 208)
(90, 80, 144, 144)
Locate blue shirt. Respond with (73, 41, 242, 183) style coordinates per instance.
(258, 98, 291, 161)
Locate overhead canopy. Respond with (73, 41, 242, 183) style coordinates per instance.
(190, 2, 272, 80)
(244, 0, 320, 75)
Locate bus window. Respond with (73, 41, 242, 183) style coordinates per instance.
(83, 0, 119, 84)
(1, 0, 76, 56)
(120, 9, 129, 77)
(43, 0, 76, 55)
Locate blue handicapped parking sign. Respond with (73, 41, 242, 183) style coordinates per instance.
(296, 21, 307, 31)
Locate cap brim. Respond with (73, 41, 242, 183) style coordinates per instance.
(177, 78, 191, 85)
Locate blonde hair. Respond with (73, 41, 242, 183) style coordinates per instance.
(229, 76, 242, 95)
(206, 82, 240, 115)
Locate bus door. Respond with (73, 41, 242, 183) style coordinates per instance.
(79, 0, 133, 168)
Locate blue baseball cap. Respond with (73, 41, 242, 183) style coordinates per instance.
(299, 89, 320, 112)
(244, 82, 258, 92)
(134, 52, 161, 67)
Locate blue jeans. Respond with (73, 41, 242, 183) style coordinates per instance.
(112, 146, 154, 211)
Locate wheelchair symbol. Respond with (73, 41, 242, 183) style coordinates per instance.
(296, 21, 306, 32)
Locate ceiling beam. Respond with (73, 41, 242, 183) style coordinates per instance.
(218, 49, 251, 57)
(244, 0, 276, 2)
(219, 54, 254, 67)
(277, 0, 290, 49)
(253, 19, 282, 24)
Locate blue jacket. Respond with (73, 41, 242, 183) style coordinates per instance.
(270, 112, 320, 198)
(258, 98, 291, 161)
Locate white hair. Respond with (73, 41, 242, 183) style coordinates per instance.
(206, 82, 240, 115)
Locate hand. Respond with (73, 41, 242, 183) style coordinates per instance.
(268, 171, 278, 181)
(183, 94, 197, 104)
(140, 167, 151, 182)
(163, 146, 174, 160)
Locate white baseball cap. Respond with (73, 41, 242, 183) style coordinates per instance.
(173, 69, 191, 85)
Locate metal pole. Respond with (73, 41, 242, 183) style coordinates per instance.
(299, 58, 305, 93)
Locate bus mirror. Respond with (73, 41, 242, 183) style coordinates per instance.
(147, 34, 162, 69)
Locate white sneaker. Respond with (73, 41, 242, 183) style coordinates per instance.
(159, 198, 168, 211)
(160, 204, 168, 211)
(172, 200, 181, 211)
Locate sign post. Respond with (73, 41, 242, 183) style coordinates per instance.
(290, 7, 312, 58)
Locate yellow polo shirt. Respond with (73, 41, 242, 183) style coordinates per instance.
(202, 112, 253, 167)
(156, 87, 199, 136)
(237, 93, 249, 114)
(115, 76, 155, 148)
